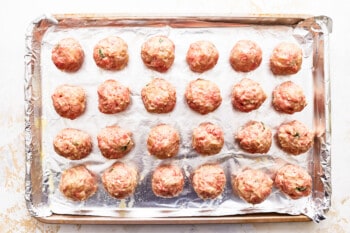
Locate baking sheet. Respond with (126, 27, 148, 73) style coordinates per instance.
(25, 14, 332, 223)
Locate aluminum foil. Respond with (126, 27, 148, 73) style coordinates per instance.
(25, 15, 332, 223)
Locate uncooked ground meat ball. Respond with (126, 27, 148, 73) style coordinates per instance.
(51, 38, 84, 72)
(97, 79, 130, 114)
(141, 36, 175, 72)
(192, 122, 224, 155)
(141, 78, 176, 113)
(53, 128, 92, 160)
(231, 78, 267, 112)
(272, 81, 307, 114)
(152, 164, 184, 198)
(185, 79, 222, 115)
(102, 162, 138, 199)
(275, 164, 312, 199)
(235, 121, 272, 154)
(147, 124, 180, 159)
(59, 165, 97, 201)
(186, 40, 219, 73)
(233, 169, 273, 204)
(277, 120, 314, 155)
(51, 84, 86, 120)
(192, 164, 226, 200)
(270, 42, 302, 75)
(93, 36, 129, 70)
(229, 40, 262, 72)
(97, 125, 134, 159)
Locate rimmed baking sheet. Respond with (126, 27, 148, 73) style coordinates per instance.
(25, 14, 332, 224)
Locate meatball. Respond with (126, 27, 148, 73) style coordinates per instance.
(147, 124, 180, 159)
(53, 128, 92, 160)
(231, 78, 267, 112)
(233, 169, 273, 204)
(277, 120, 314, 155)
(275, 164, 312, 199)
(235, 121, 272, 154)
(102, 162, 138, 199)
(185, 79, 222, 115)
(141, 78, 176, 113)
(272, 81, 307, 114)
(51, 38, 84, 72)
(97, 79, 130, 114)
(229, 40, 262, 72)
(141, 36, 175, 72)
(152, 164, 184, 198)
(186, 40, 219, 73)
(93, 36, 129, 70)
(51, 84, 86, 120)
(192, 164, 226, 200)
(59, 165, 97, 201)
(192, 122, 224, 155)
(270, 42, 302, 75)
(97, 125, 134, 159)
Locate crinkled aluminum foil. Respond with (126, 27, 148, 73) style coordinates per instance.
(25, 15, 332, 223)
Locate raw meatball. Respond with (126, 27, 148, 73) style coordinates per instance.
(192, 164, 226, 200)
(152, 164, 184, 198)
(235, 121, 272, 154)
(147, 124, 180, 159)
(277, 120, 314, 155)
(229, 40, 262, 72)
(53, 128, 92, 160)
(141, 78, 176, 113)
(102, 162, 138, 199)
(231, 78, 267, 112)
(270, 42, 302, 75)
(186, 40, 219, 73)
(51, 38, 84, 72)
(93, 36, 129, 70)
(59, 165, 97, 201)
(275, 164, 312, 199)
(272, 81, 307, 114)
(233, 169, 273, 204)
(97, 79, 130, 114)
(192, 122, 224, 155)
(185, 79, 222, 115)
(141, 36, 175, 72)
(97, 125, 134, 159)
(51, 84, 86, 120)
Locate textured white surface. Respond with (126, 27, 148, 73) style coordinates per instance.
(0, 0, 349, 232)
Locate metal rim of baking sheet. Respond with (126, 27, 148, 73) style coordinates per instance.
(24, 14, 332, 224)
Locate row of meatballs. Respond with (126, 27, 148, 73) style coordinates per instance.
(54, 120, 313, 162)
(52, 36, 302, 75)
(60, 162, 312, 204)
(52, 78, 307, 120)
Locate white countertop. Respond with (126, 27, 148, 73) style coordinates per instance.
(1, 0, 349, 232)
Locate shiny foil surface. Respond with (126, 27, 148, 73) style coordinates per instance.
(25, 15, 332, 223)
